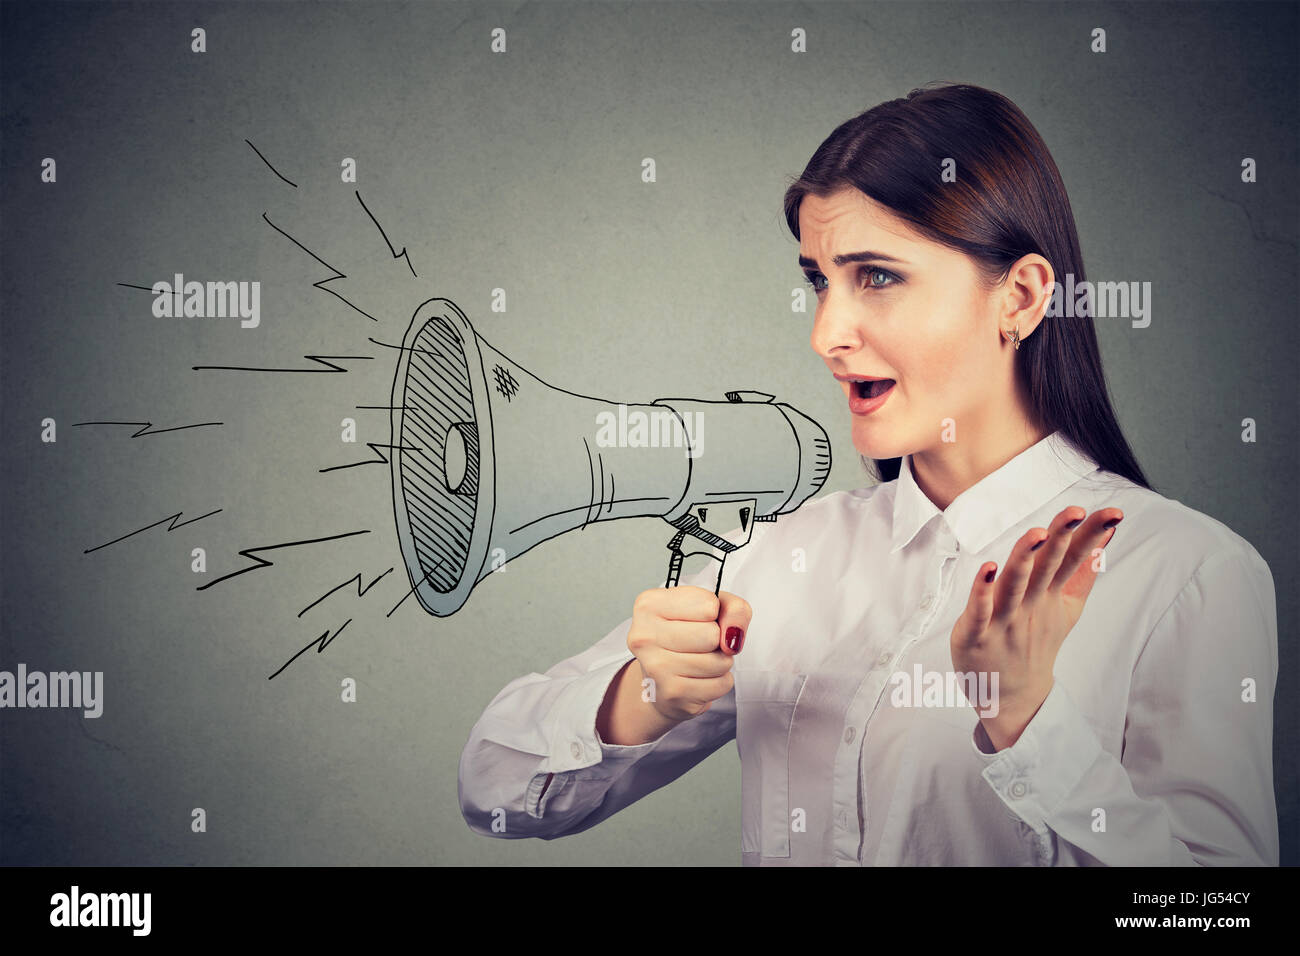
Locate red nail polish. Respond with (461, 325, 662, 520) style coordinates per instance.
(984, 568, 996, 583)
(725, 626, 745, 653)
(1030, 537, 1046, 551)
(1103, 516, 1122, 529)
(1064, 517, 1083, 530)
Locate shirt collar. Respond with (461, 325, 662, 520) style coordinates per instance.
(889, 430, 1100, 555)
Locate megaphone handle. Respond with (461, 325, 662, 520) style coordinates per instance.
(665, 548, 685, 588)
(664, 533, 726, 594)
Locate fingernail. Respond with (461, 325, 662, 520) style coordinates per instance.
(984, 568, 996, 583)
(725, 626, 745, 653)
(1103, 516, 1122, 529)
(1064, 517, 1083, 530)
(1030, 537, 1046, 551)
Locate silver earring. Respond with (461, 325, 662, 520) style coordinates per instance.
(1008, 326, 1020, 350)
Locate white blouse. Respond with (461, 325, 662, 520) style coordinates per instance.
(458, 429, 1279, 865)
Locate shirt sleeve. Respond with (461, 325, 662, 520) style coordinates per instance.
(457, 559, 740, 841)
(967, 547, 1279, 866)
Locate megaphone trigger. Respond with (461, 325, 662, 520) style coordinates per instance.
(664, 497, 759, 592)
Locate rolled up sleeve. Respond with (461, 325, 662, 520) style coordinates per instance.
(459, 565, 739, 841)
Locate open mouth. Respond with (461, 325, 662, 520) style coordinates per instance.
(854, 379, 895, 399)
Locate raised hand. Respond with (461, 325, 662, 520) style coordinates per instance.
(950, 505, 1123, 750)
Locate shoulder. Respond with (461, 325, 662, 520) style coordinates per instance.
(1074, 469, 1274, 593)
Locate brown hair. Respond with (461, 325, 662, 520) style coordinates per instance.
(783, 82, 1151, 490)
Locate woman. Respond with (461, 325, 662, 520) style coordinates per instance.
(457, 83, 1279, 866)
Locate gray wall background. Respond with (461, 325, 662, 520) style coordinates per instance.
(1, 0, 1295, 865)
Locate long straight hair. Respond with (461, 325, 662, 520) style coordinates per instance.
(782, 82, 1152, 492)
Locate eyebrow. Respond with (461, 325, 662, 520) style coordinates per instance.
(798, 251, 907, 270)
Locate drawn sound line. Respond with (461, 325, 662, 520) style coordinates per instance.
(192, 355, 373, 373)
(320, 442, 422, 474)
(73, 420, 223, 437)
(85, 509, 224, 554)
(298, 567, 395, 618)
(261, 211, 380, 323)
(268, 619, 352, 680)
(245, 139, 298, 188)
(355, 189, 418, 278)
(197, 529, 372, 591)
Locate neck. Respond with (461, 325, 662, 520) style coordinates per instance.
(909, 415, 1052, 511)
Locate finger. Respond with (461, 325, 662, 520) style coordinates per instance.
(673, 672, 735, 709)
(992, 526, 1048, 621)
(716, 590, 753, 655)
(962, 561, 1000, 639)
(635, 585, 720, 622)
(649, 619, 731, 654)
(1052, 510, 1124, 595)
(656, 647, 735, 680)
(1023, 506, 1086, 602)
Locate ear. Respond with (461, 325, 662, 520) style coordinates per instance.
(999, 254, 1054, 341)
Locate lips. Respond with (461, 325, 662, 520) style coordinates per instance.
(845, 377, 896, 416)
(833, 372, 897, 408)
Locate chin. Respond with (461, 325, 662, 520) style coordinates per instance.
(851, 426, 909, 462)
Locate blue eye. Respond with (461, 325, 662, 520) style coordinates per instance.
(803, 267, 900, 293)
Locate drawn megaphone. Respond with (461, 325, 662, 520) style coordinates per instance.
(389, 298, 832, 616)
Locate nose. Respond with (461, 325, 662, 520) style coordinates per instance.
(810, 294, 864, 361)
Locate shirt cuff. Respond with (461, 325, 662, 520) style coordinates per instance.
(967, 680, 1104, 834)
(527, 652, 666, 818)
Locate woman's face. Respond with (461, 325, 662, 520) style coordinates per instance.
(799, 188, 1013, 464)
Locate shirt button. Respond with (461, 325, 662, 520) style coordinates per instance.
(837, 809, 848, 828)
(875, 651, 892, 667)
(1010, 781, 1027, 799)
(843, 726, 856, 744)
(570, 741, 582, 759)
(919, 593, 935, 611)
